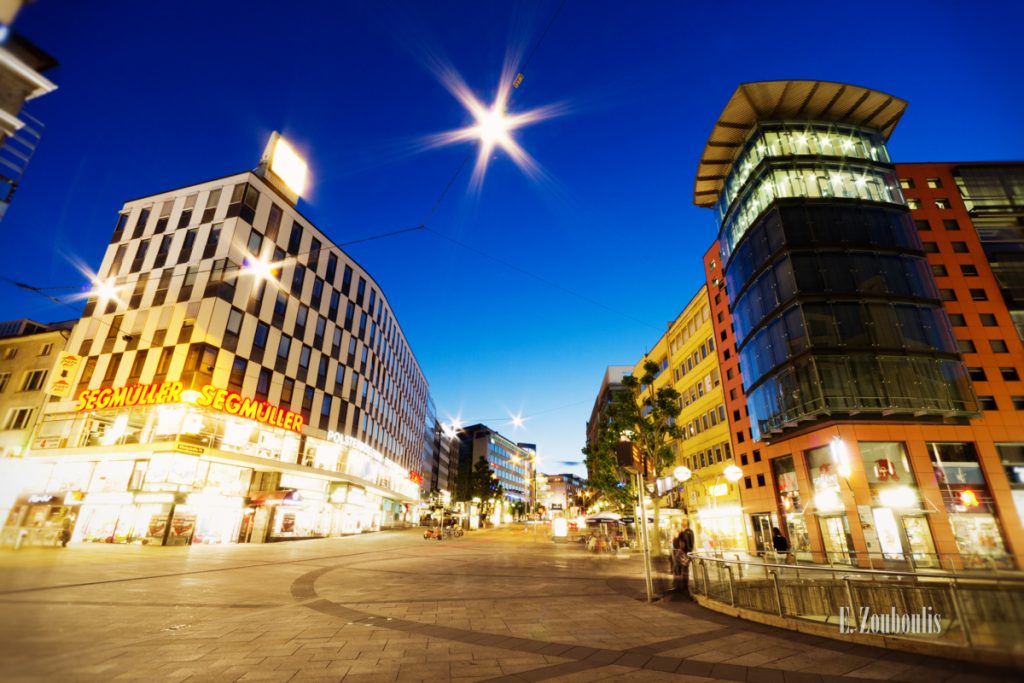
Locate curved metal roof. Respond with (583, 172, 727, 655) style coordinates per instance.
(693, 80, 907, 207)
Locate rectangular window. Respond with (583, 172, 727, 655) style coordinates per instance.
(948, 313, 966, 326)
(0, 373, 10, 393)
(935, 198, 951, 209)
(341, 265, 353, 295)
(326, 253, 338, 283)
(253, 321, 269, 353)
(4, 408, 34, 430)
(914, 219, 930, 231)
(978, 396, 997, 411)
(273, 292, 288, 327)
(957, 339, 976, 353)
(1000, 367, 1020, 381)
(356, 277, 366, 306)
(926, 178, 943, 189)
(287, 221, 303, 255)
(921, 242, 939, 253)
(943, 219, 960, 231)
(256, 368, 271, 401)
(154, 201, 172, 234)
(20, 369, 47, 392)
(132, 207, 151, 239)
(899, 178, 915, 189)
(931, 264, 948, 276)
(907, 198, 921, 210)
(281, 377, 294, 406)
(311, 278, 323, 309)
(952, 242, 968, 253)
(970, 289, 988, 301)
(980, 313, 997, 327)
(960, 264, 979, 277)
(103, 352, 122, 382)
(202, 224, 222, 259)
(228, 357, 247, 391)
(291, 264, 306, 297)
(967, 367, 986, 381)
(940, 288, 956, 301)
(990, 339, 1009, 353)
(177, 194, 197, 228)
(201, 189, 221, 223)
(178, 228, 198, 264)
(130, 239, 150, 273)
(266, 203, 282, 242)
(112, 213, 128, 241)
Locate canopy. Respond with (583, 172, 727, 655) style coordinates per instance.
(586, 512, 622, 522)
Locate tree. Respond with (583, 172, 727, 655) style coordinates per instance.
(582, 435, 635, 513)
(470, 458, 504, 516)
(595, 359, 682, 555)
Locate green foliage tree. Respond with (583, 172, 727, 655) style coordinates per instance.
(589, 359, 682, 555)
(582, 436, 635, 513)
(470, 458, 504, 518)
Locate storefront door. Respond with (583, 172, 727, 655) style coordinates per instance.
(819, 515, 853, 564)
(751, 513, 772, 556)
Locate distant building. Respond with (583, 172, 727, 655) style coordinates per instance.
(0, 319, 74, 458)
(539, 472, 585, 514)
(0, 2, 58, 222)
(454, 424, 535, 505)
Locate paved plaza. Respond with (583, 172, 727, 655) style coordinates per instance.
(0, 527, 1013, 682)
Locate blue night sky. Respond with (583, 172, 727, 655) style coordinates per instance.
(6, 1, 1023, 477)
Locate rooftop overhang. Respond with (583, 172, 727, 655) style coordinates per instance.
(693, 80, 908, 207)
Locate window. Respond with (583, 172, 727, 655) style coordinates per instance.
(980, 313, 998, 327)
(202, 224, 221, 259)
(302, 386, 314, 415)
(178, 194, 197, 228)
(1012, 396, 1024, 411)
(20, 369, 47, 392)
(1000, 367, 1020, 381)
(990, 339, 1009, 353)
(957, 339, 976, 353)
(102, 352, 122, 382)
(281, 377, 295, 406)
(309, 238, 322, 270)
(277, 335, 292, 363)
(326, 253, 338, 283)
(952, 242, 968, 253)
(907, 198, 921, 210)
(935, 198, 951, 209)
(311, 278, 323, 309)
(130, 239, 150, 273)
(131, 207, 151, 239)
(38, 343, 52, 356)
(178, 228, 198, 264)
(291, 264, 306, 297)
(914, 219, 930, 231)
(926, 178, 942, 189)
(978, 395, 997, 411)
(970, 289, 988, 301)
(0, 373, 9, 392)
(154, 201, 172, 234)
(266, 204, 282, 242)
(253, 321, 269, 352)
(960, 264, 978, 277)
(948, 313, 966, 326)
(228, 357, 247, 391)
(112, 213, 128, 241)
(921, 242, 939, 253)
(756, 473, 766, 487)
(356, 278, 366, 306)
(287, 221, 303, 255)
(939, 288, 956, 301)
(201, 189, 221, 223)
(943, 219, 960, 231)
(931, 264, 948, 277)
(294, 305, 308, 339)
(341, 265, 353, 295)
(899, 178, 915, 189)
(126, 351, 146, 383)
(4, 408, 33, 430)
(968, 367, 986, 382)
(255, 368, 271, 401)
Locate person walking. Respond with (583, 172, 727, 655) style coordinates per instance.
(58, 517, 72, 548)
(672, 520, 695, 597)
(771, 526, 790, 563)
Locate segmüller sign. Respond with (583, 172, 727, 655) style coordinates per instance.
(74, 382, 305, 433)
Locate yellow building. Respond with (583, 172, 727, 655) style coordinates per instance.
(635, 286, 746, 552)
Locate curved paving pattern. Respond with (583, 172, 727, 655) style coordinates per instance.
(0, 528, 1016, 682)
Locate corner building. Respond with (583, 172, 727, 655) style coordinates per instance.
(698, 81, 1024, 570)
(21, 162, 427, 545)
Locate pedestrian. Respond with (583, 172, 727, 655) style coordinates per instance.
(672, 520, 695, 597)
(771, 526, 790, 563)
(58, 517, 72, 548)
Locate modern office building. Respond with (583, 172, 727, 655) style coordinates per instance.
(0, 2, 58, 222)
(698, 80, 1024, 569)
(11, 137, 428, 545)
(454, 423, 535, 506)
(539, 472, 586, 515)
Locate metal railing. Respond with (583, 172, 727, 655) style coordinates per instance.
(696, 548, 1019, 573)
(689, 552, 1024, 654)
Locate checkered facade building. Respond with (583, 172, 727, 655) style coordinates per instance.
(66, 170, 428, 473)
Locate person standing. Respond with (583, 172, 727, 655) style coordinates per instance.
(672, 520, 695, 597)
(58, 517, 72, 548)
(771, 527, 790, 563)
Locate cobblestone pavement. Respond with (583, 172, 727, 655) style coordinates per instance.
(0, 526, 1013, 682)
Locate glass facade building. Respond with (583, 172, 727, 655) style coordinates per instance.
(695, 81, 977, 441)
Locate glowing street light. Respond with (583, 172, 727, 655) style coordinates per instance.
(723, 465, 744, 483)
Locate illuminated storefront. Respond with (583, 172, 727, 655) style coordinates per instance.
(770, 455, 811, 561)
(928, 442, 1011, 568)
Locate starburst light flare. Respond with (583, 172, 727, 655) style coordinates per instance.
(422, 54, 565, 190)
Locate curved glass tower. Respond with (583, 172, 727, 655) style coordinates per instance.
(695, 81, 977, 440)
